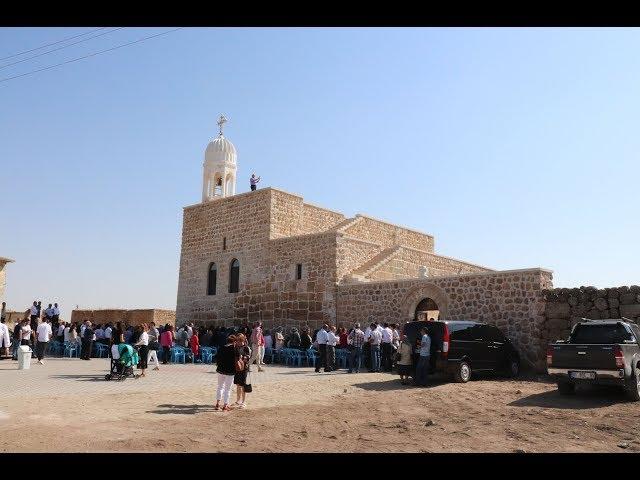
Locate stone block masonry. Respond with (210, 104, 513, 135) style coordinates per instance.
(542, 285, 640, 347)
(71, 309, 176, 327)
(337, 268, 553, 371)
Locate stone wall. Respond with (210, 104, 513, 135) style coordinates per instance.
(336, 268, 553, 370)
(176, 189, 272, 323)
(342, 215, 434, 252)
(336, 235, 384, 281)
(233, 231, 338, 328)
(365, 247, 492, 281)
(71, 309, 176, 327)
(542, 285, 640, 346)
(301, 203, 345, 235)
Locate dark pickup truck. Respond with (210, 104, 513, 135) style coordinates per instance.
(547, 319, 640, 400)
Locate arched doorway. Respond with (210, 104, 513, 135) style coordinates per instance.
(399, 283, 449, 321)
(414, 297, 439, 321)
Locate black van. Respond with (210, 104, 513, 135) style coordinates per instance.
(401, 320, 520, 382)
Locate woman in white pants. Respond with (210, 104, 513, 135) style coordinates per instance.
(215, 334, 237, 412)
(147, 324, 160, 371)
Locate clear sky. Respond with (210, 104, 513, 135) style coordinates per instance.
(1, 27, 639, 314)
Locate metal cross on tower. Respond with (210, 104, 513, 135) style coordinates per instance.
(217, 114, 227, 136)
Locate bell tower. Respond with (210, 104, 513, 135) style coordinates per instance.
(202, 114, 237, 202)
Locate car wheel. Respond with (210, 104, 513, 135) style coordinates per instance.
(557, 380, 575, 395)
(454, 361, 471, 383)
(625, 367, 640, 401)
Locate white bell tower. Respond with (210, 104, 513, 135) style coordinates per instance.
(202, 114, 237, 202)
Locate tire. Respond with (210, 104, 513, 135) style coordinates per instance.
(454, 361, 471, 383)
(624, 367, 640, 401)
(104, 374, 111, 381)
(505, 357, 520, 378)
(557, 380, 575, 395)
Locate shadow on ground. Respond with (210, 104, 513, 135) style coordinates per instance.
(509, 385, 629, 409)
(50, 374, 107, 382)
(352, 376, 449, 391)
(147, 404, 216, 415)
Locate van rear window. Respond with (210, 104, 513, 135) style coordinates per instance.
(570, 324, 632, 344)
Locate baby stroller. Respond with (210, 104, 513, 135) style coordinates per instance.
(105, 343, 140, 381)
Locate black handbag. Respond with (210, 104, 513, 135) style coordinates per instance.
(244, 372, 253, 393)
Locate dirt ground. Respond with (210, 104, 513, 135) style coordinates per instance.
(1, 359, 640, 452)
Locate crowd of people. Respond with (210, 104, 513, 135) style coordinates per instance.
(2, 300, 432, 411)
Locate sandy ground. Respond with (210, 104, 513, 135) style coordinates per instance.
(1, 358, 640, 452)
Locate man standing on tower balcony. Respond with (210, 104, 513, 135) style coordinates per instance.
(249, 173, 261, 191)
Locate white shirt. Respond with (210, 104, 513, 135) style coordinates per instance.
(57, 324, 65, 336)
(0, 323, 10, 347)
(376, 325, 384, 334)
(392, 329, 400, 348)
(382, 327, 393, 343)
(80, 325, 86, 337)
(187, 326, 193, 339)
(21, 324, 32, 340)
(95, 328, 104, 339)
(420, 334, 431, 356)
(44, 308, 54, 318)
(104, 326, 112, 341)
(135, 331, 149, 346)
(316, 329, 328, 345)
(37, 322, 52, 342)
(64, 327, 71, 343)
(364, 327, 372, 340)
(264, 335, 273, 349)
(326, 331, 338, 346)
(30, 306, 38, 316)
(369, 330, 382, 346)
(53, 307, 60, 316)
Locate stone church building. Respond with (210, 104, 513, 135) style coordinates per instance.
(177, 118, 554, 368)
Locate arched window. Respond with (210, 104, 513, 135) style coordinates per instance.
(207, 263, 217, 295)
(229, 258, 240, 293)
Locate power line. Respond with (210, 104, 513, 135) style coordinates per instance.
(0, 27, 107, 61)
(0, 28, 183, 85)
(0, 27, 125, 70)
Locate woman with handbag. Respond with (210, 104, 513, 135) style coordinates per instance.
(147, 322, 160, 370)
(133, 323, 150, 377)
(233, 334, 252, 409)
(215, 334, 237, 412)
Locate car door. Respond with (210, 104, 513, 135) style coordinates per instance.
(469, 324, 492, 370)
(485, 325, 507, 371)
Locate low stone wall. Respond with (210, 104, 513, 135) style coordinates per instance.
(71, 309, 175, 327)
(542, 286, 640, 344)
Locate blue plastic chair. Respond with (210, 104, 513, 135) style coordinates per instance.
(264, 347, 273, 364)
(63, 342, 80, 358)
(292, 349, 305, 367)
(200, 347, 213, 364)
(171, 346, 185, 364)
(306, 348, 318, 368)
(94, 343, 109, 358)
(184, 348, 194, 363)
